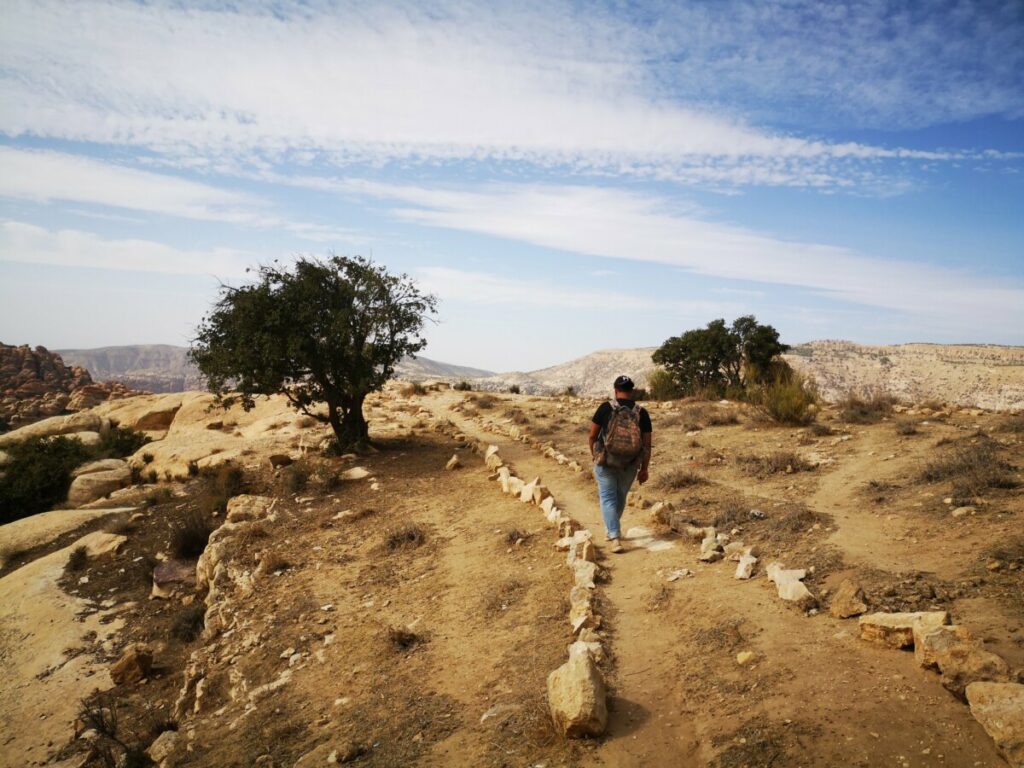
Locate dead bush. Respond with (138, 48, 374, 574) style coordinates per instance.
(706, 410, 739, 426)
(104, 517, 137, 536)
(997, 414, 1024, 433)
(712, 501, 750, 529)
(506, 407, 530, 425)
(385, 524, 425, 551)
(895, 420, 918, 436)
(170, 510, 214, 559)
(657, 467, 707, 490)
(773, 507, 822, 534)
(171, 603, 206, 642)
(386, 626, 423, 651)
(281, 462, 310, 493)
(504, 528, 530, 545)
(484, 579, 525, 614)
(838, 392, 896, 424)
(471, 393, 498, 409)
(988, 536, 1024, 567)
(738, 451, 813, 477)
(921, 441, 1018, 496)
(401, 382, 427, 397)
(258, 550, 291, 574)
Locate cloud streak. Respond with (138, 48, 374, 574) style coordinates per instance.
(356, 180, 1024, 333)
(0, 220, 254, 279)
(0, 146, 356, 242)
(2, 1, 1015, 190)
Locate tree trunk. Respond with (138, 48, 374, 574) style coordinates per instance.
(329, 393, 370, 452)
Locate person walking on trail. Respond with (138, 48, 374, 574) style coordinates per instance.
(588, 375, 652, 553)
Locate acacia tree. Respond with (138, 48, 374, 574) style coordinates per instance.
(190, 255, 436, 450)
(652, 315, 789, 396)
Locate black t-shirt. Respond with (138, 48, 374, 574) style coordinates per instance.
(592, 398, 653, 435)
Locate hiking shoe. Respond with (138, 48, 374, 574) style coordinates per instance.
(609, 539, 625, 554)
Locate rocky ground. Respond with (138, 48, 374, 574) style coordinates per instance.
(0, 384, 1022, 767)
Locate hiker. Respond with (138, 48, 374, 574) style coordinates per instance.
(588, 375, 652, 553)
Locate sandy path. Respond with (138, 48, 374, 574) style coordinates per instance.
(426, 392, 702, 765)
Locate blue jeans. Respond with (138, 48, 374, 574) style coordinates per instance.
(594, 462, 638, 540)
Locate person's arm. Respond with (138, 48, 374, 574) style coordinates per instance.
(638, 432, 652, 484)
(588, 422, 601, 458)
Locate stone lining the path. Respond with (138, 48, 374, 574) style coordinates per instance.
(430, 418, 610, 738)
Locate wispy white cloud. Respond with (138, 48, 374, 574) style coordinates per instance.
(1, 1, 1014, 190)
(0, 219, 254, 278)
(416, 266, 739, 317)
(0, 146, 357, 242)
(358, 181, 1024, 333)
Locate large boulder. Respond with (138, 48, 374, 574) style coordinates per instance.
(72, 458, 128, 478)
(547, 653, 607, 737)
(858, 611, 948, 649)
(0, 411, 102, 447)
(965, 682, 1024, 767)
(66, 467, 132, 507)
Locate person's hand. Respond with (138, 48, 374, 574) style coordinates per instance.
(637, 468, 649, 485)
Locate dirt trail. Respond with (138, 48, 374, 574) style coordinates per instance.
(424, 392, 1009, 767)
(427, 392, 702, 766)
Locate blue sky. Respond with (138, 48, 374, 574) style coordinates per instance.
(1, 0, 1022, 372)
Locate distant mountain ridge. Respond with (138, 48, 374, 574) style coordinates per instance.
(56, 341, 1024, 410)
(57, 345, 495, 394)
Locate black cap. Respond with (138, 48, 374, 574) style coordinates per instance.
(613, 375, 635, 392)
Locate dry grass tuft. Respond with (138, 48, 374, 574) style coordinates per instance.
(737, 451, 813, 477)
(385, 523, 426, 551)
(505, 528, 530, 545)
(838, 392, 896, 424)
(894, 420, 918, 436)
(386, 626, 423, 651)
(921, 441, 1018, 496)
(171, 603, 206, 642)
(657, 467, 707, 490)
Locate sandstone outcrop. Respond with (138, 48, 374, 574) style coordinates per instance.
(829, 578, 868, 618)
(0, 343, 137, 429)
(66, 465, 132, 507)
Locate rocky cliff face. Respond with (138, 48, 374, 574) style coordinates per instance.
(0, 343, 136, 429)
(58, 345, 205, 393)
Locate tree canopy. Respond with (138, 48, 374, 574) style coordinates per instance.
(651, 315, 789, 397)
(190, 255, 436, 450)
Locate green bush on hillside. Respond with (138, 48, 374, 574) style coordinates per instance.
(0, 436, 93, 523)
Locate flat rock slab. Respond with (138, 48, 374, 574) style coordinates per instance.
(858, 611, 949, 649)
(966, 682, 1024, 767)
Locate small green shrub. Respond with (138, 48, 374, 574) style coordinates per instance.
(561, 386, 577, 397)
(754, 375, 818, 425)
(453, 381, 472, 391)
(0, 436, 92, 523)
(94, 425, 151, 460)
(0, 415, 9, 433)
(508, 384, 521, 394)
(647, 368, 685, 401)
